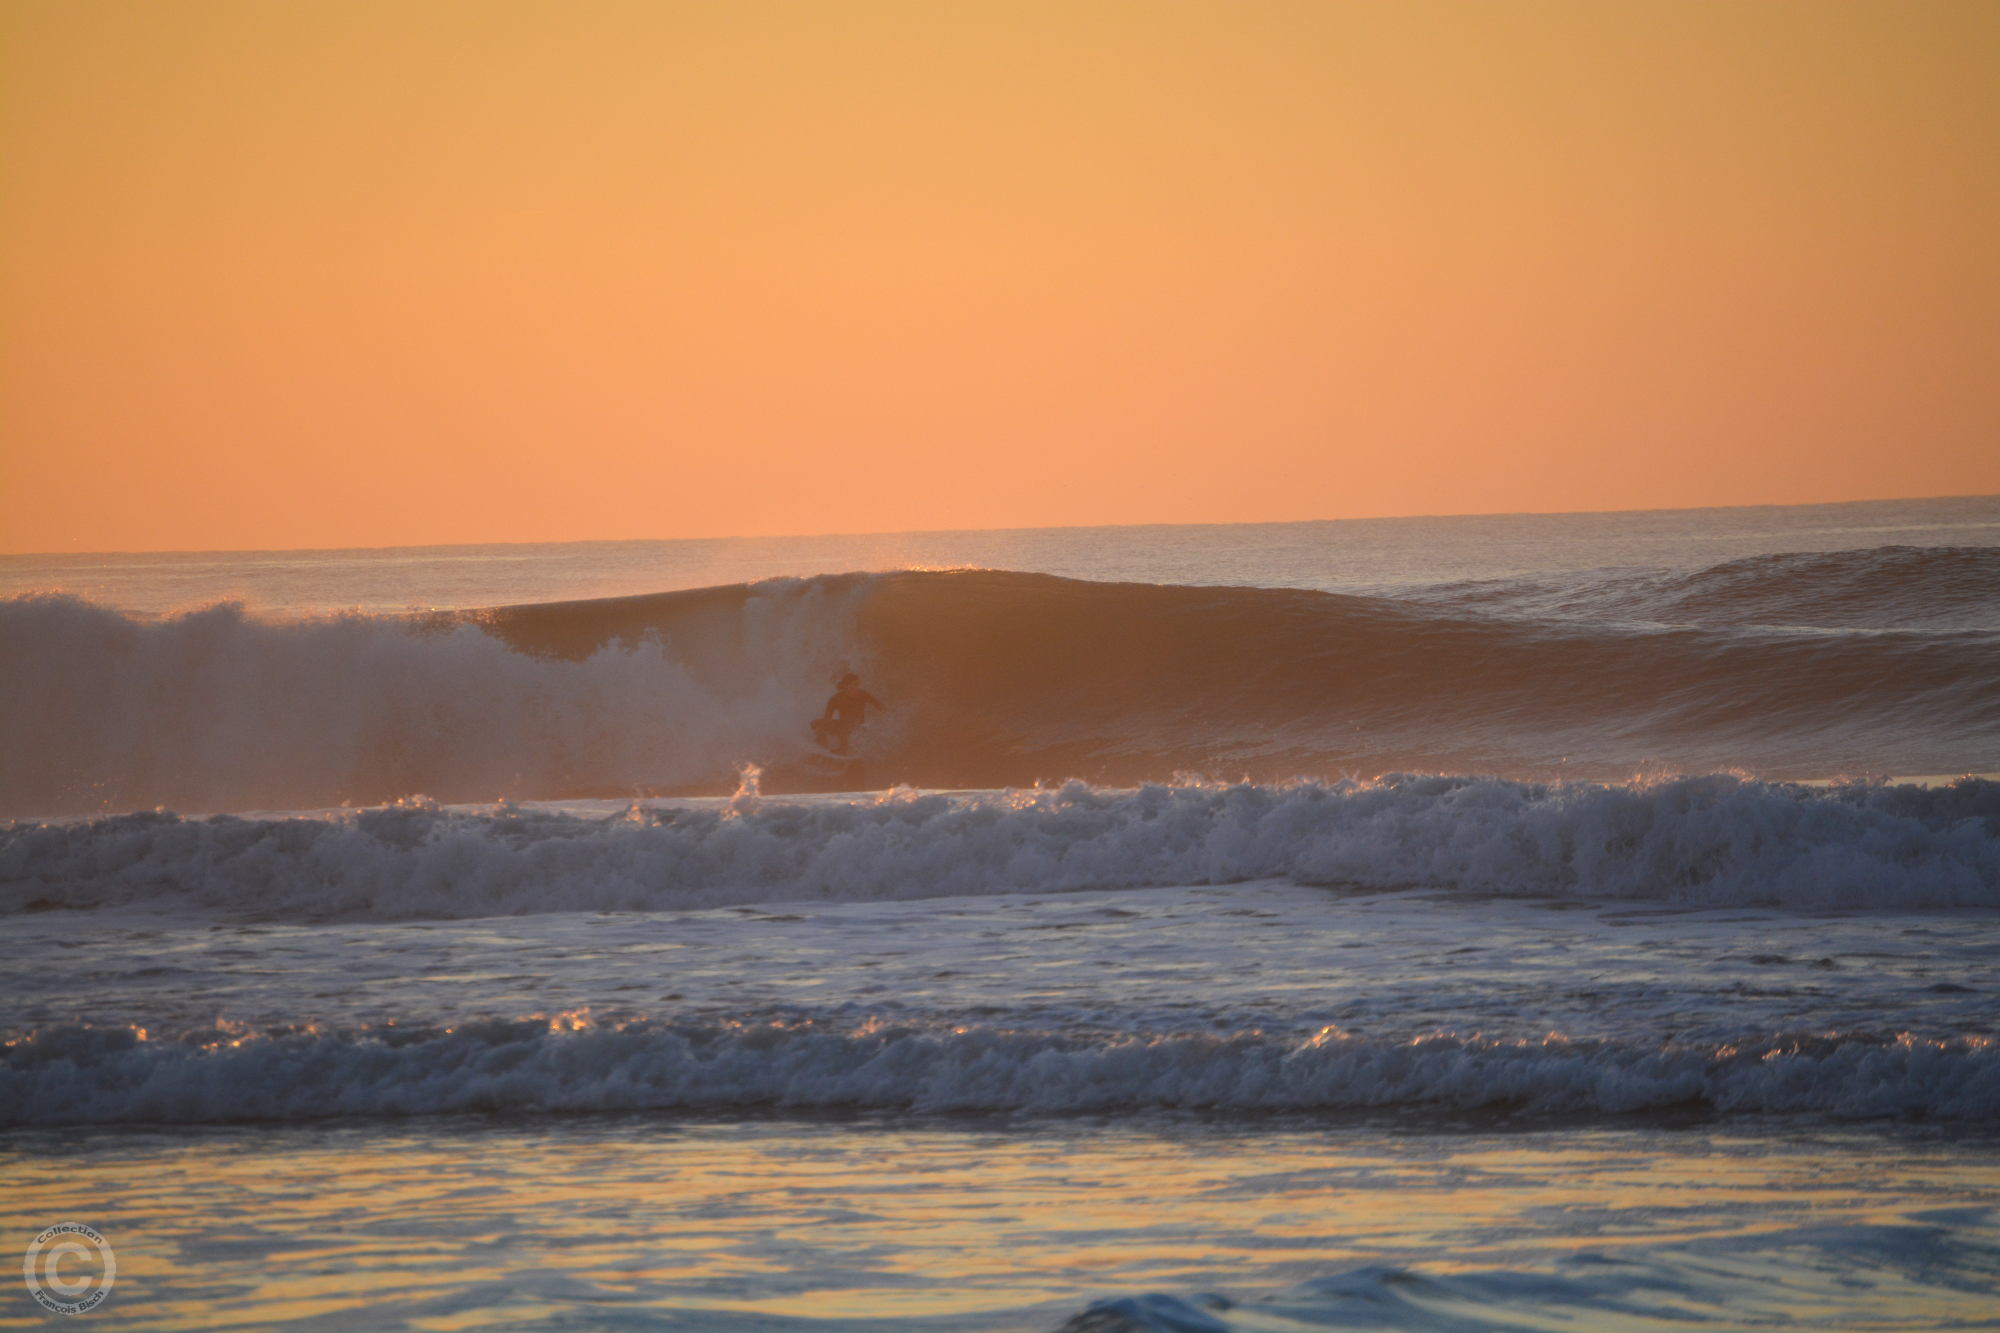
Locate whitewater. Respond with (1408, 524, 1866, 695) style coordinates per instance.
(4, 495, 1999, 1330)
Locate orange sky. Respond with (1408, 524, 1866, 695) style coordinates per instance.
(2, 0, 1995, 553)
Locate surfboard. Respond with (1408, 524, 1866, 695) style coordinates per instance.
(804, 746, 858, 768)
(777, 716, 873, 791)
(761, 752, 867, 794)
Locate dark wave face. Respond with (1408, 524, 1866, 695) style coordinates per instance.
(2, 545, 1996, 815)
(842, 560, 1999, 789)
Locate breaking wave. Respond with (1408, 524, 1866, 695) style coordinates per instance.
(2, 545, 1997, 817)
(0, 579, 865, 817)
(5, 776, 1996, 920)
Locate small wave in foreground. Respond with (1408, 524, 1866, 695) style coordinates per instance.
(6, 1014, 1994, 1127)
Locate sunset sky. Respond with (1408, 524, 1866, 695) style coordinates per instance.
(2, 0, 1995, 553)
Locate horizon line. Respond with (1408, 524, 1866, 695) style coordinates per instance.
(5, 489, 1996, 562)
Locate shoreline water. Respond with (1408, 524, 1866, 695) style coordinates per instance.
(6, 1113, 1996, 1331)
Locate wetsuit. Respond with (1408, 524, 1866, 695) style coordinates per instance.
(814, 684, 883, 754)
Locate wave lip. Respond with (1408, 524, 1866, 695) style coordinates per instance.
(5, 776, 1996, 920)
(5, 1017, 1994, 1127)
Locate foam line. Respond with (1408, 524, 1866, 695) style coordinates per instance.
(5, 776, 1996, 919)
(5, 1017, 1992, 1126)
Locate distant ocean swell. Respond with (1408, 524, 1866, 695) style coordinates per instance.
(5, 1016, 1994, 1126)
(2, 546, 1998, 818)
(5, 777, 1996, 919)
(1403, 542, 2000, 631)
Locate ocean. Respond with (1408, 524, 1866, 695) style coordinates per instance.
(3, 495, 1999, 1329)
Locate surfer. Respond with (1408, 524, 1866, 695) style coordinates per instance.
(811, 672, 884, 755)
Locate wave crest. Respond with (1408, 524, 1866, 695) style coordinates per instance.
(6, 776, 1995, 919)
(1413, 544, 2000, 630)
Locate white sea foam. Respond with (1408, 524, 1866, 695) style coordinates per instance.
(5, 1016, 1993, 1126)
(4, 775, 1995, 919)
(0, 583, 863, 817)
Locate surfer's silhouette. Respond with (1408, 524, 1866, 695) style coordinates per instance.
(812, 673, 884, 755)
